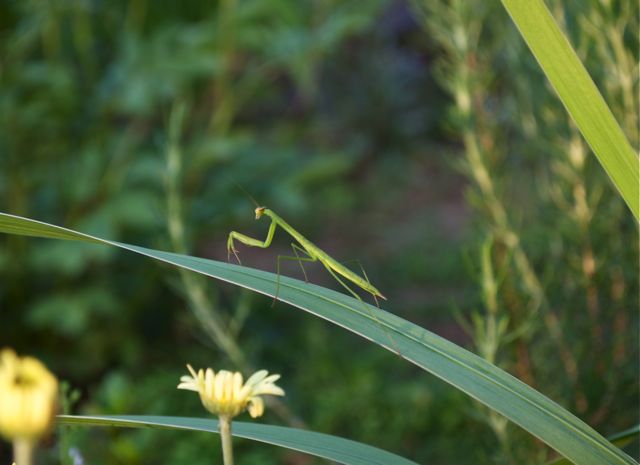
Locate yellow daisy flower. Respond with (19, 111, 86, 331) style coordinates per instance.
(0, 349, 58, 441)
(177, 365, 284, 419)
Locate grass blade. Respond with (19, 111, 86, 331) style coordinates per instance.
(500, 0, 639, 219)
(0, 212, 635, 465)
(57, 415, 417, 465)
(546, 425, 640, 465)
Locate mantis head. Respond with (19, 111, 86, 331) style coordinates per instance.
(255, 206, 267, 219)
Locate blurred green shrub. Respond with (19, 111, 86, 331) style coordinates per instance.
(0, 0, 637, 463)
(417, 0, 638, 461)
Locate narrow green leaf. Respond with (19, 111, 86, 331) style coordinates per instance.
(546, 425, 640, 465)
(500, 0, 639, 220)
(608, 425, 640, 447)
(0, 212, 635, 465)
(56, 415, 418, 465)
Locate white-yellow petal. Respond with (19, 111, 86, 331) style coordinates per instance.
(254, 384, 285, 397)
(186, 364, 198, 379)
(178, 365, 284, 419)
(215, 370, 228, 401)
(206, 368, 216, 399)
(244, 370, 268, 388)
(239, 370, 274, 398)
(247, 397, 264, 418)
(232, 372, 243, 399)
(177, 382, 199, 391)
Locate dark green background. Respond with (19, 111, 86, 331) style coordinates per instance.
(1, 0, 637, 463)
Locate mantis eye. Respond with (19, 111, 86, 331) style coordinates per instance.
(255, 207, 266, 219)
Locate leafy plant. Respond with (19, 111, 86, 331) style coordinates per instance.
(0, 212, 635, 464)
(1, 0, 637, 463)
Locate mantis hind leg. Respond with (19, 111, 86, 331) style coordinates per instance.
(354, 262, 383, 308)
(339, 259, 381, 307)
(322, 264, 402, 358)
(274, 246, 317, 307)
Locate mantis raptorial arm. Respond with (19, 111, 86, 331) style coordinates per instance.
(227, 219, 277, 263)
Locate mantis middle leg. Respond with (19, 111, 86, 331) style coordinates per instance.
(274, 244, 317, 306)
(291, 243, 310, 282)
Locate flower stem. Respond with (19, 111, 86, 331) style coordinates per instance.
(13, 438, 34, 465)
(219, 416, 234, 465)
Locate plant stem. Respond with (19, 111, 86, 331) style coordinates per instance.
(163, 103, 305, 430)
(219, 416, 234, 465)
(13, 438, 34, 465)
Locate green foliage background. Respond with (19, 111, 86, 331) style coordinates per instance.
(0, 0, 637, 463)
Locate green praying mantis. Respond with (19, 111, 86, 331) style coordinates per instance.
(227, 204, 401, 355)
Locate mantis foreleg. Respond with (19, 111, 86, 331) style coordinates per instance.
(227, 219, 278, 264)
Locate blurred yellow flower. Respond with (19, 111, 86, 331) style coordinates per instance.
(178, 365, 284, 419)
(0, 349, 58, 441)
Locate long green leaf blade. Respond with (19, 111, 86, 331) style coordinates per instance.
(546, 425, 640, 465)
(0, 212, 635, 465)
(500, 0, 639, 219)
(57, 415, 417, 465)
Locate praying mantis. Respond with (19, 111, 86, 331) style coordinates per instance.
(227, 205, 400, 355)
